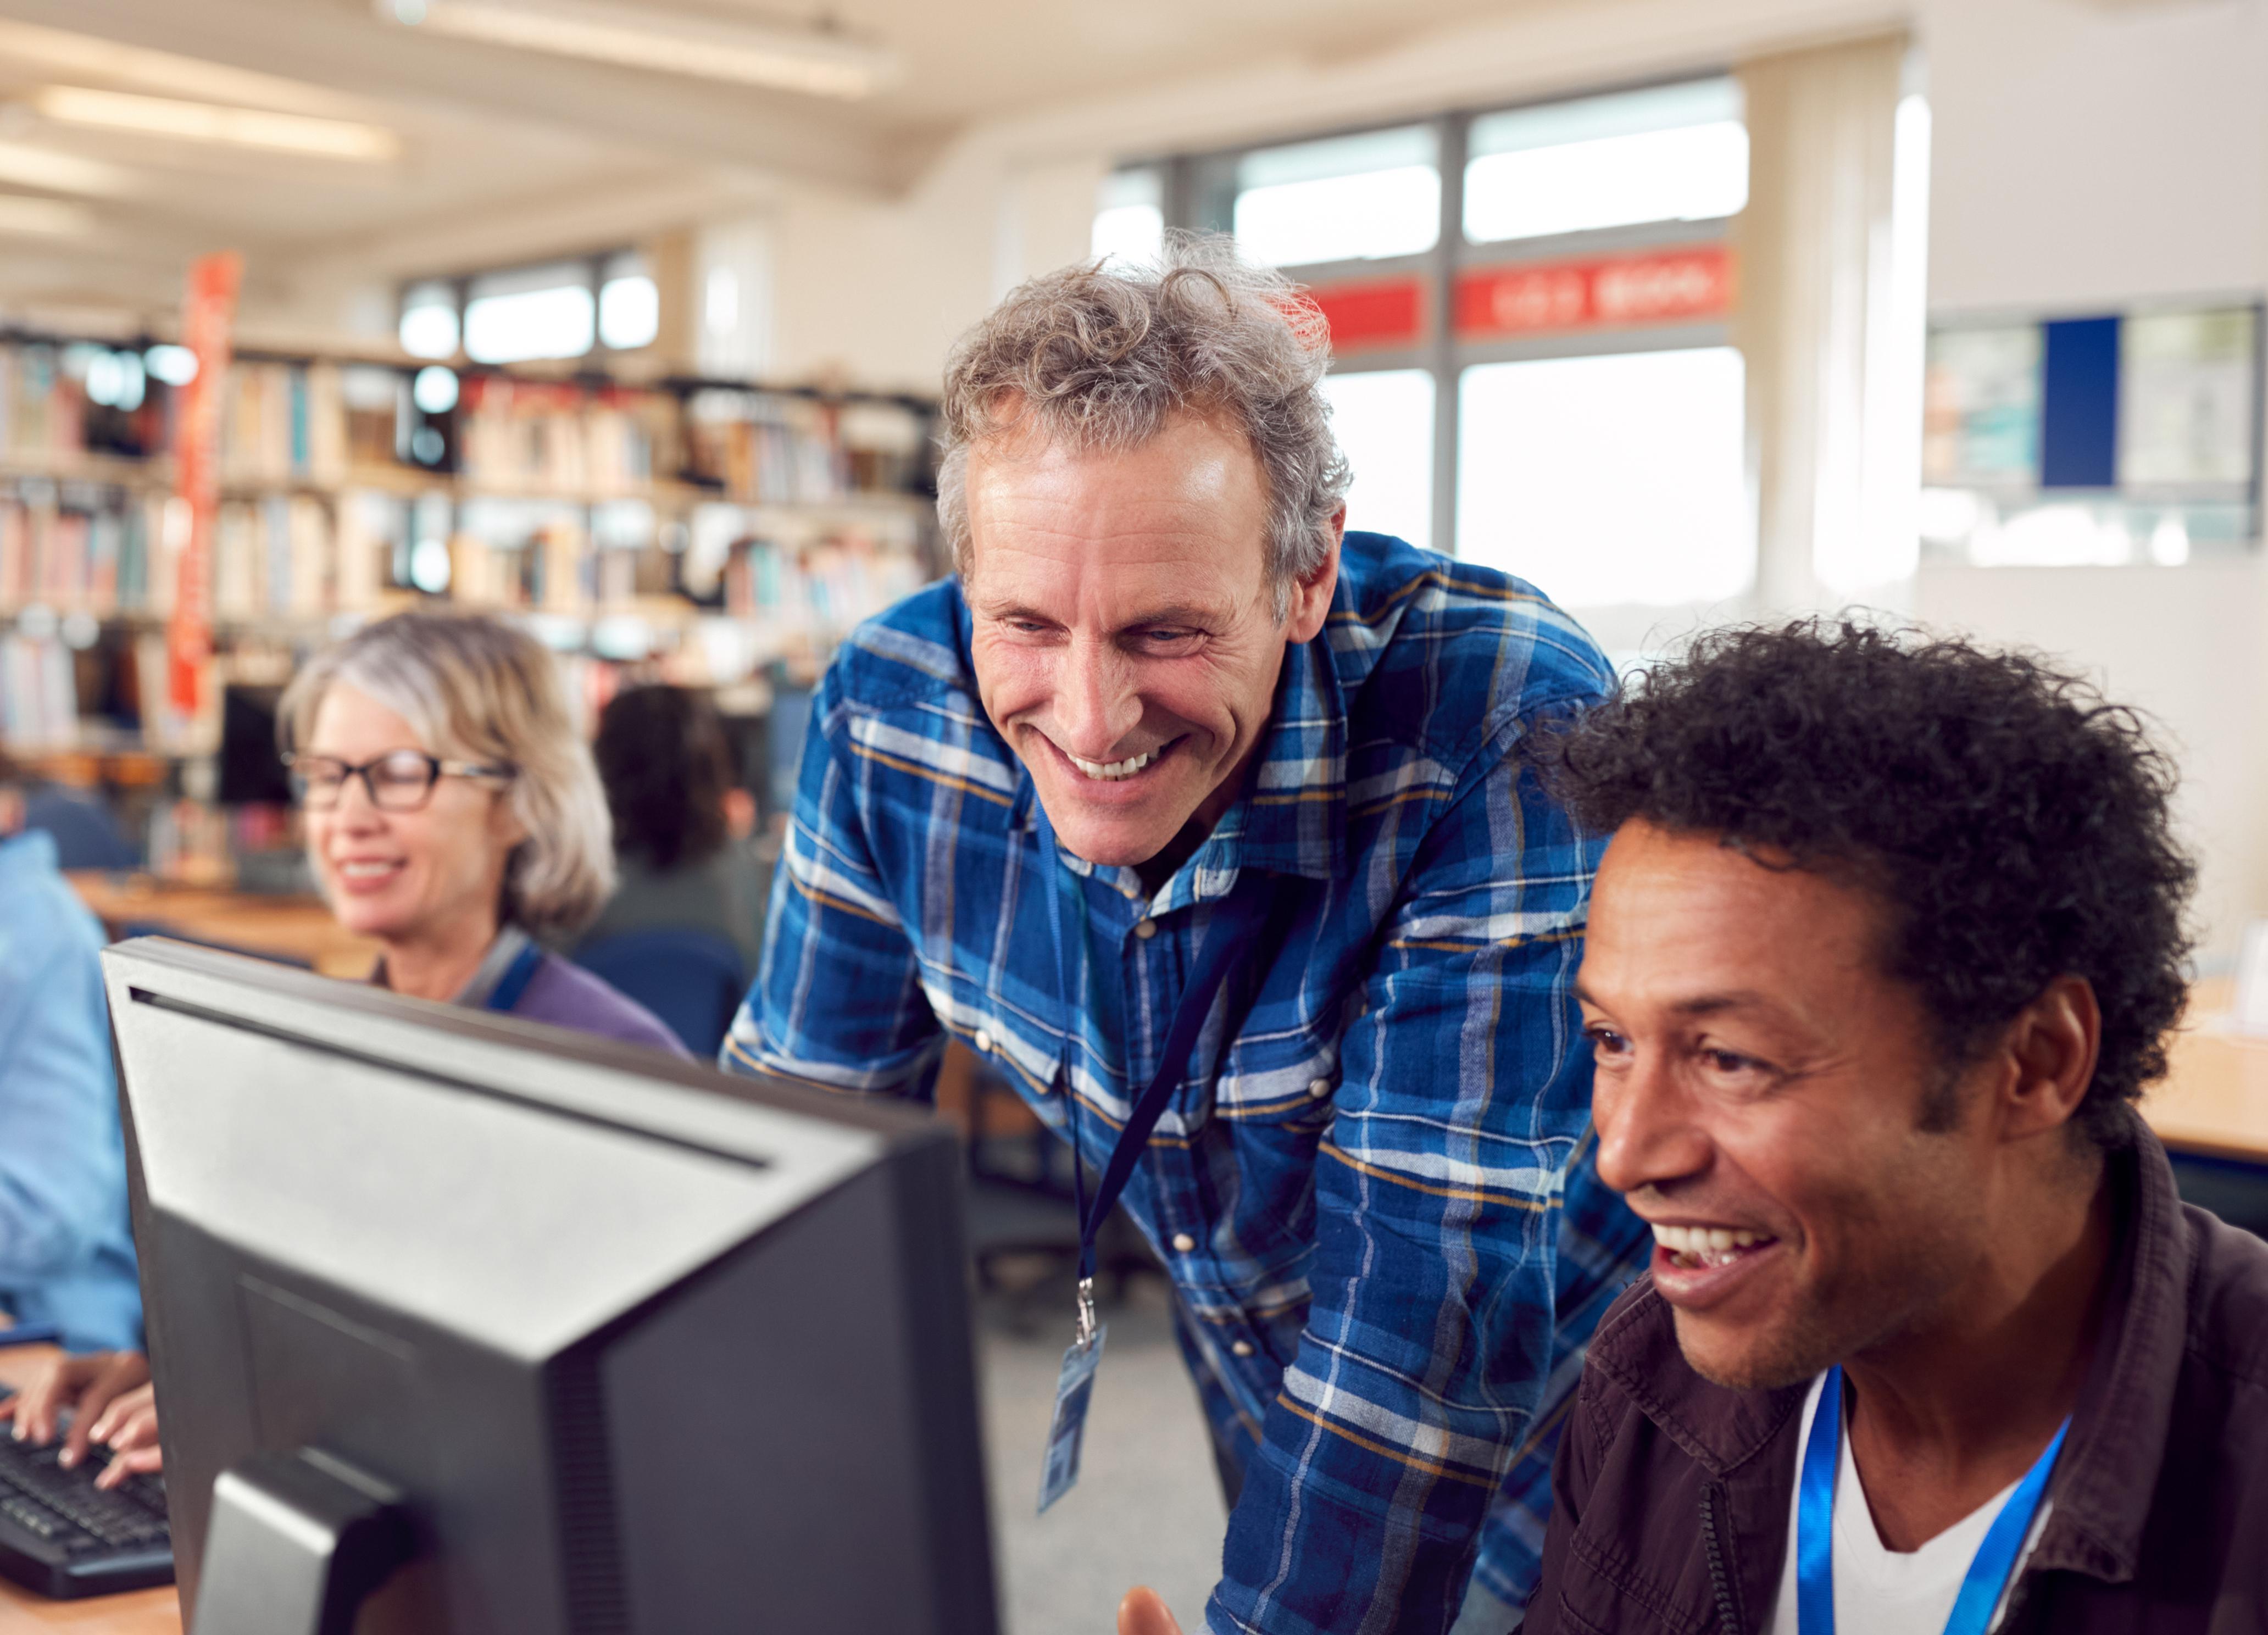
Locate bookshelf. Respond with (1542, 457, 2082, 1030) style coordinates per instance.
(0, 329, 939, 743)
(0, 330, 938, 885)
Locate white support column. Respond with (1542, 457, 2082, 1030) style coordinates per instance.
(1735, 32, 1914, 618)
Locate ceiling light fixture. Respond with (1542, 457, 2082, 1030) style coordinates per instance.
(375, 0, 900, 101)
(31, 86, 401, 163)
(0, 140, 137, 198)
(0, 192, 94, 237)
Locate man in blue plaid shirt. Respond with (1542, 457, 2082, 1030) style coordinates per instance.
(722, 238, 1648, 1634)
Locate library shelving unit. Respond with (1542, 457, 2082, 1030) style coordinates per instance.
(0, 328, 939, 880)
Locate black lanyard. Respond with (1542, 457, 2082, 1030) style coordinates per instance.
(1031, 798, 1281, 1342)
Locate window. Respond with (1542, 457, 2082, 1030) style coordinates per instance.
(399, 280, 459, 360)
(1093, 167, 1165, 269)
(598, 251, 659, 351)
(1099, 76, 1754, 615)
(398, 247, 662, 369)
(1320, 369, 1435, 553)
(1465, 79, 1747, 244)
(464, 263, 596, 364)
(1231, 126, 1438, 269)
(1458, 348, 1749, 606)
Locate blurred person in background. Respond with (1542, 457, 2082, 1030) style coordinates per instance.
(7, 609, 689, 1486)
(0, 753, 141, 1361)
(581, 682, 771, 976)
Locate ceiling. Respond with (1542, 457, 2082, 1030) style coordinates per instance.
(0, 0, 1547, 321)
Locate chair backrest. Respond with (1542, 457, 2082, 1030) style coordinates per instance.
(572, 928, 747, 1059)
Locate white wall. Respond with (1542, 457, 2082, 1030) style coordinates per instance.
(753, 0, 2268, 954)
(1915, 0, 2268, 960)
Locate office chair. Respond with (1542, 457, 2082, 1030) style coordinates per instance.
(572, 927, 746, 1059)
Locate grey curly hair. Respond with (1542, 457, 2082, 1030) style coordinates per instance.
(936, 231, 1353, 616)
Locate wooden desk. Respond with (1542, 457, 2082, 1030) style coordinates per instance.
(65, 875, 377, 981)
(2145, 981, 2268, 1166)
(0, 1350, 178, 1635)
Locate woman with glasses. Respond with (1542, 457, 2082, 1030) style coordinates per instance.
(277, 610, 688, 1045)
(5, 610, 688, 1489)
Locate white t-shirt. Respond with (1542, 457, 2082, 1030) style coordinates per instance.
(1757, 1373, 2048, 1635)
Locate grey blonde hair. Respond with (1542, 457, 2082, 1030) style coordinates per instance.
(936, 231, 1352, 615)
(280, 610, 615, 938)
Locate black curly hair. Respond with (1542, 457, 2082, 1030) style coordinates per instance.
(593, 685, 735, 871)
(1539, 620, 2195, 1144)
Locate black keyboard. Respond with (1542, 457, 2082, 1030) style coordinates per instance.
(0, 1425, 173, 1598)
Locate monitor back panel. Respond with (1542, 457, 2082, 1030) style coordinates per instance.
(105, 943, 998, 1634)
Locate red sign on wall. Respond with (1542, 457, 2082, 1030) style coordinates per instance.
(1305, 276, 1425, 352)
(1455, 245, 1735, 341)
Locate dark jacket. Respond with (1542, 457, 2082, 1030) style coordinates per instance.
(1525, 1111, 2268, 1634)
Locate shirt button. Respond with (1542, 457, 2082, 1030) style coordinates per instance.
(1134, 919, 1157, 940)
(1230, 1340, 1256, 1358)
(1307, 1077, 1332, 1100)
(1170, 1232, 1196, 1253)
(973, 1029, 993, 1054)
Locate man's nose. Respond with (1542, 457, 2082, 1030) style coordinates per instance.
(1054, 638, 1143, 757)
(1593, 1050, 1713, 1199)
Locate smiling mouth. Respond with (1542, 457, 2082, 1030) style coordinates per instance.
(1652, 1222, 1778, 1271)
(1054, 737, 1181, 783)
(337, 860, 404, 879)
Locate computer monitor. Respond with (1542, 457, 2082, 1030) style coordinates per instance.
(102, 938, 998, 1635)
(216, 686, 292, 807)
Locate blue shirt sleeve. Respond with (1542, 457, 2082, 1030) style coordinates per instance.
(0, 846, 142, 1353)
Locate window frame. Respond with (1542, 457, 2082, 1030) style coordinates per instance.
(397, 246, 657, 368)
(1119, 71, 1746, 579)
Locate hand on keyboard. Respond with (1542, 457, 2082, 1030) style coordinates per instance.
(84, 1387, 160, 1491)
(0, 1351, 150, 1473)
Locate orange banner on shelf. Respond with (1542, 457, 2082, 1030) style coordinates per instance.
(1455, 244, 1736, 340)
(166, 250, 242, 722)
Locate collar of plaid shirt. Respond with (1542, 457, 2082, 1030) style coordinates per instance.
(728, 531, 1654, 1634)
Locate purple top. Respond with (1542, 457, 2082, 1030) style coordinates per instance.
(509, 951, 692, 1059)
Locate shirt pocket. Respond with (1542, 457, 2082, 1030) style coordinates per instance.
(1209, 1021, 1343, 1132)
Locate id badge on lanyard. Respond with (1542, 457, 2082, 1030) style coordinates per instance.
(1030, 798, 1280, 1514)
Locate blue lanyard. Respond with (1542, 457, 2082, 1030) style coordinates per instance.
(1030, 797, 1280, 1337)
(485, 939, 545, 1015)
(1798, 1365, 2072, 1635)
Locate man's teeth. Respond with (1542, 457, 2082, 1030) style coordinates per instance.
(1652, 1224, 1771, 1268)
(1066, 747, 1159, 781)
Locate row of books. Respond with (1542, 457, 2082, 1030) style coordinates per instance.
(457, 377, 666, 495)
(0, 632, 82, 748)
(0, 338, 937, 507)
(0, 484, 173, 614)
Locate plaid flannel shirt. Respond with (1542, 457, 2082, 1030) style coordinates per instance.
(724, 532, 1649, 1633)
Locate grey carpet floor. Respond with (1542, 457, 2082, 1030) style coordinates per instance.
(979, 1273, 1226, 1634)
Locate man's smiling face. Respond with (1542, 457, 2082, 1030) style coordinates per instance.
(963, 408, 1336, 870)
(1581, 820, 1997, 1391)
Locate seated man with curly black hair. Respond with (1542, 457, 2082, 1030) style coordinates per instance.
(1518, 622, 2268, 1635)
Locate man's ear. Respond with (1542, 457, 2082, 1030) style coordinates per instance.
(1282, 509, 1344, 644)
(1994, 974, 2101, 1143)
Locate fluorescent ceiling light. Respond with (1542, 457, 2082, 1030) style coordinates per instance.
(0, 140, 137, 198)
(376, 0, 900, 100)
(32, 86, 401, 163)
(0, 193, 94, 237)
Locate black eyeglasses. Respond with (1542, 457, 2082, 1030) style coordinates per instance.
(283, 750, 515, 813)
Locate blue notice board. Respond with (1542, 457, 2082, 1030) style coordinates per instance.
(2039, 317, 2121, 489)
